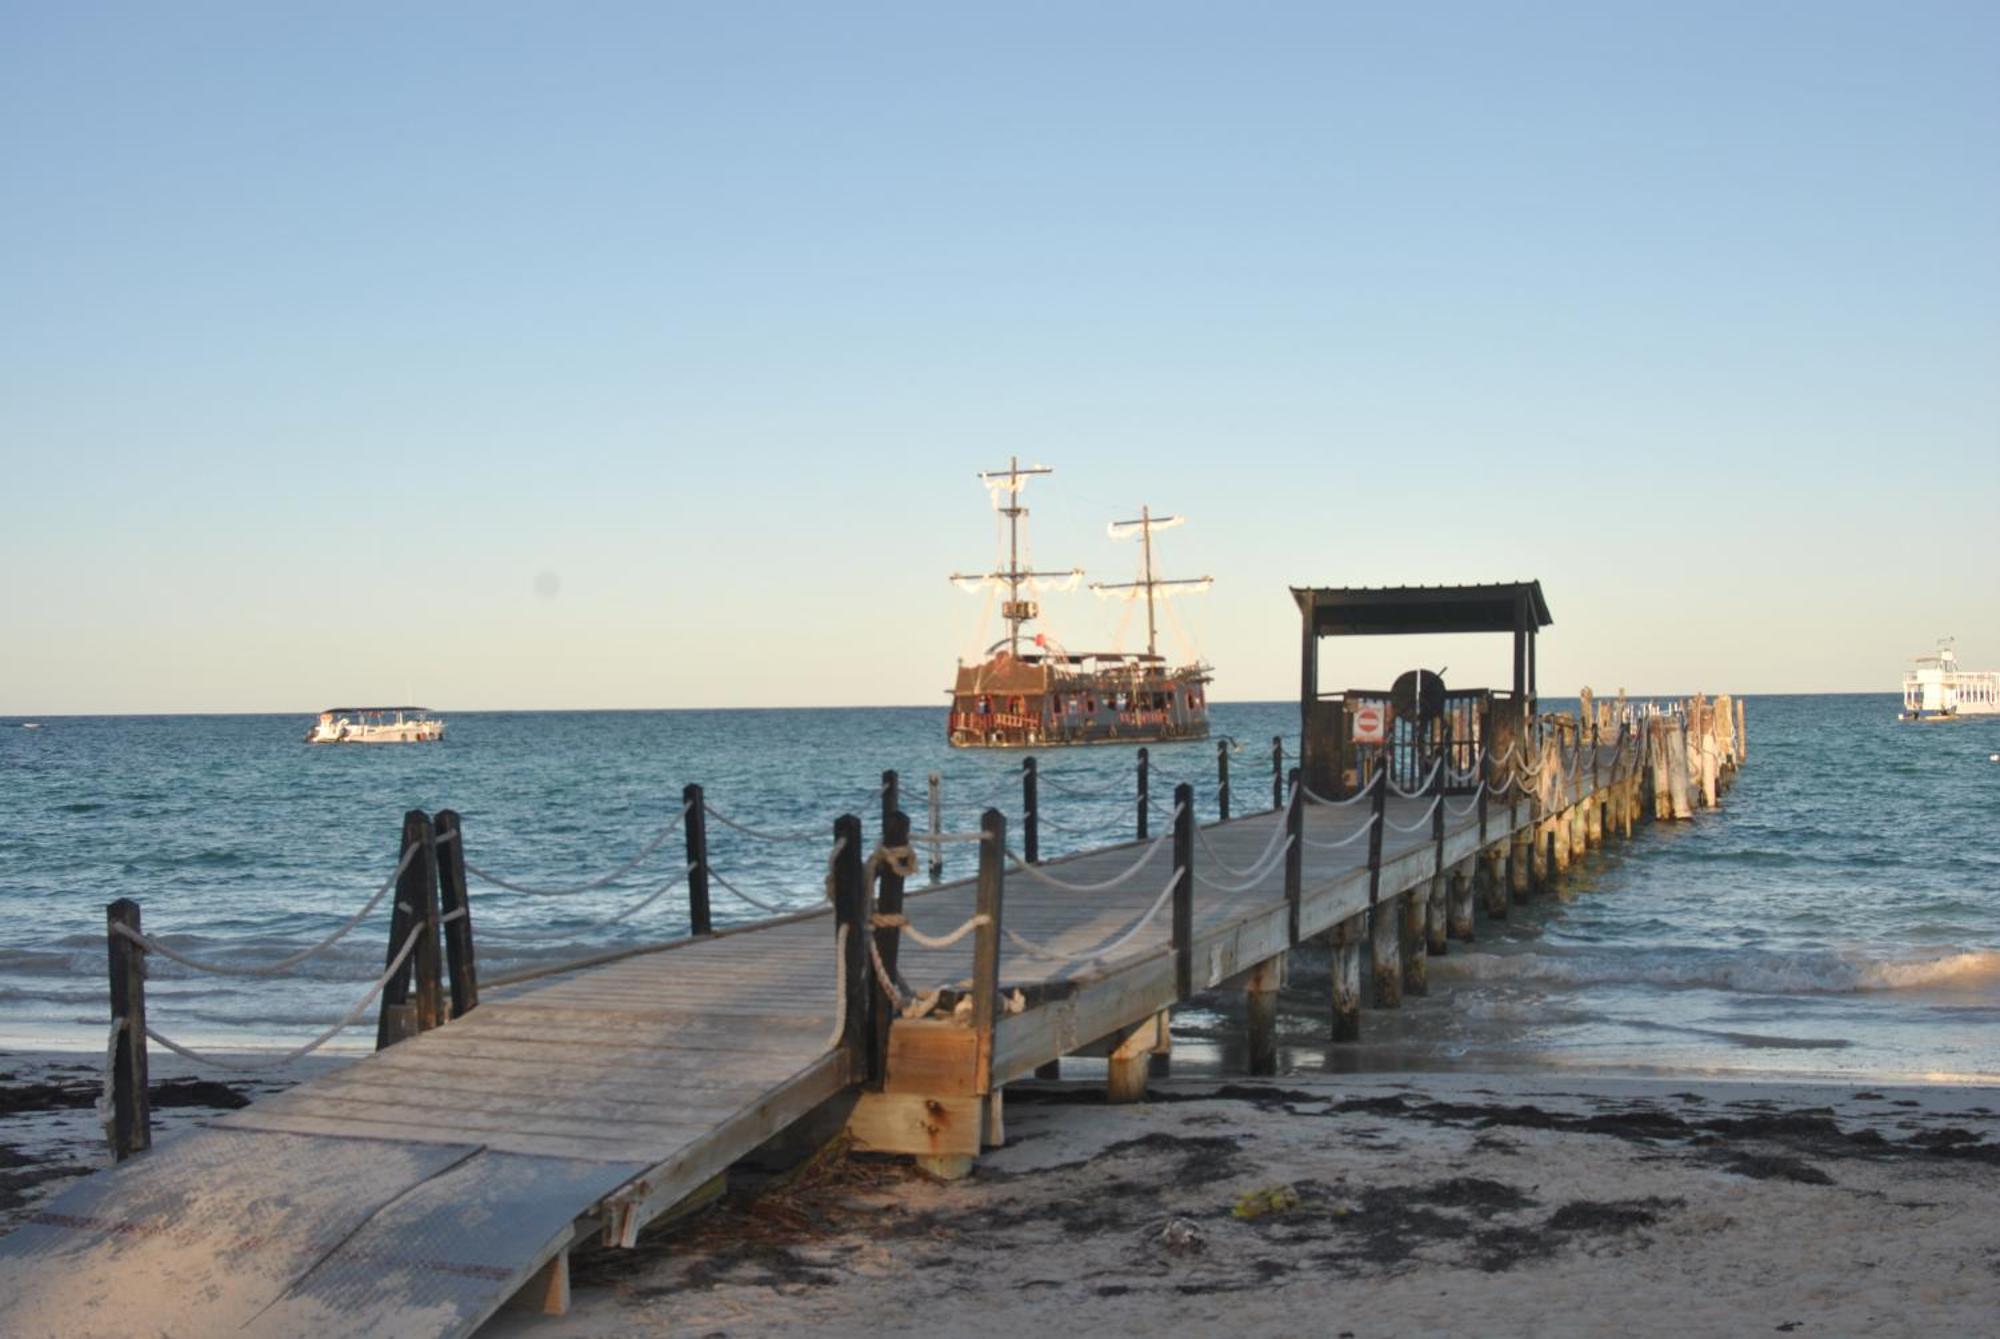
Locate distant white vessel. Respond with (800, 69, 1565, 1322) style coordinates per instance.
(1900, 640, 1999, 721)
(305, 706, 445, 744)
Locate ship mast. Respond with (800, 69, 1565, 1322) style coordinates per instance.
(951, 457, 1081, 658)
(1092, 505, 1211, 661)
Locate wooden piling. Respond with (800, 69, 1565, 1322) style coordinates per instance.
(1271, 735, 1284, 810)
(1172, 783, 1195, 1000)
(1244, 955, 1280, 1076)
(1136, 747, 1150, 841)
(926, 772, 944, 883)
(1403, 886, 1430, 994)
(105, 898, 150, 1160)
(1481, 846, 1510, 919)
(870, 810, 910, 1086)
(1283, 767, 1305, 943)
(832, 814, 870, 1081)
(1330, 918, 1363, 1041)
(881, 770, 899, 839)
(1373, 892, 1404, 1008)
(1022, 756, 1040, 865)
(683, 783, 712, 937)
(433, 809, 479, 1019)
(406, 811, 443, 1032)
(1509, 829, 1532, 901)
(1217, 739, 1231, 821)
(972, 809, 1005, 1090)
(1425, 872, 1448, 956)
(1106, 1014, 1158, 1104)
(376, 813, 426, 1050)
(1447, 863, 1474, 942)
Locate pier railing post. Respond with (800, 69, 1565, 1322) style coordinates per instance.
(870, 809, 910, 1086)
(105, 898, 150, 1160)
(1271, 735, 1284, 811)
(1217, 740, 1230, 822)
(1136, 747, 1150, 841)
(927, 772, 943, 883)
(376, 810, 436, 1048)
(1366, 767, 1395, 1006)
(683, 783, 712, 937)
(1284, 768, 1303, 944)
(1022, 757, 1039, 865)
(434, 809, 479, 1019)
(881, 769, 899, 839)
(409, 810, 444, 1032)
(973, 809, 1006, 1093)
(1172, 782, 1195, 999)
(832, 814, 870, 1080)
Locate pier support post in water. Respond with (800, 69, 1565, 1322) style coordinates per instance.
(683, 784, 712, 937)
(1402, 889, 1430, 994)
(433, 809, 479, 1019)
(105, 898, 150, 1160)
(1330, 918, 1363, 1041)
(1586, 794, 1604, 849)
(1480, 846, 1509, 919)
(1372, 894, 1403, 1008)
(1425, 872, 1449, 956)
(1244, 955, 1281, 1076)
(1106, 1013, 1165, 1105)
(1447, 863, 1474, 941)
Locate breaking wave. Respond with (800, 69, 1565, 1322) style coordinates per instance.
(1433, 946, 2000, 996)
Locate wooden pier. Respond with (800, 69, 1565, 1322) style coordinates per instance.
(0, 584, 1747, 1338)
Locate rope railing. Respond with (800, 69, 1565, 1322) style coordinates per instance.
(474, 865, 701, 937)
(1299, 812, 1378, 850)
(703, 800, 824, 845)
(1300, 771, 1379, 808)
(1035, 770, 1128, 799)
(136, 923, 426, 1073)
(1191, 835, 1294, 894)
(1384, 758, 1444, 799)
(1003, 813, 1180, 894)
(706, 867, 792, 913)
(872, 910, 990, 951)
(1382, 794, 1444, 834)
(1193, 809, 1291, 878)
(464, 803, 689, 896)
(107, 838, 430, 979)
(1004, 863, 1183, 965)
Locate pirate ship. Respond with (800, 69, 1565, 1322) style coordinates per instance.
(946, 459, 1213, 749)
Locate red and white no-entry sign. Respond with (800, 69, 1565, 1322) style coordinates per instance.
(1352, 702, 1387, 744)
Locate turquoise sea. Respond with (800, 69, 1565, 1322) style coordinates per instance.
(2, 696, 1996, 1083)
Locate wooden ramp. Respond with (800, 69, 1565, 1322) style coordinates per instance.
(0, 735, 1671, 1337)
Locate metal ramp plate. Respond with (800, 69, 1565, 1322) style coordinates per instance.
(0, 1125, 645, 1339)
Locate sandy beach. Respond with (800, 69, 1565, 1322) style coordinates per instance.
(10, 1049, 1994, 1338)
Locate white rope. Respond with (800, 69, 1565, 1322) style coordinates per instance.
(873, 911, 989, 950)
(1193, 810, 1291, 877)
(826, 924, 850, 1050)
(1300, 813, 1379, 850)
(908, 830, 992, 846)
(1445, 791, 1484, 818)
(1033, 809, 1129, 836)
(465, 802, 690, 895)
(704, 800, 823, 845)
(708, 868, 790, 912)
(1300, 773, 1377, 807)
(1385, 758, 1443, 799)
(141, 924, 425, 1073)
(868, 935, 908, 1011)
(1078, 866, 1184, 961)
(1005, 815, 1179, 894)
(1037, 770, 1128, 799)
(1383, 794, 1444, 834)
(476, 865, 699, 937)
(1192, 835, 1294, 894)
(111, 840, 424, 978)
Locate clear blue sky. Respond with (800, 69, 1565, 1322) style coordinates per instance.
(3, 3, 1995, 712)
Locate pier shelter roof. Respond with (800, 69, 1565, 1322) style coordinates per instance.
(1288, 581, 1551, 638)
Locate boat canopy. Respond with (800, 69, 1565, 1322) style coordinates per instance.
(318, 706, 434, 715)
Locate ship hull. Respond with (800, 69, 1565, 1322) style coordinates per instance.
(946, 653, 1211, 750)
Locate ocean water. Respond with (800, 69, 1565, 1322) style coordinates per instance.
(2, 696, 1996, 1084)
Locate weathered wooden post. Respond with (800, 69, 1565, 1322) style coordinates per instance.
(926, 772, 944, 884)
(1481, 845, 1510, 919)
(972, 809, 1006, 1098)
(870, 809, 910, 1085)
(1022, 756, 1040, 865)
(1217, 739, 1231, 822)
(105, 898, 150, 1160)
(1448, 860, 1474, 941)
(1172, 782, 1195, 1000)
(1367, 770, 1400, 1008)
(1283, 768, 1303, 944)
(1271, 735, 1285, 811)
(1136, 747, 1150, 841)
(683, 784, 712, 937)
(881, 769, 899, 838)
(832, 814, 871, 1081)
(1426, 872, 1449, 956)
(433, 809, 479, 1019)
(1244, 955, 1280, 1077)
(409, 811, 443, 1031)
(1330, 916, 1363, 1041)
(376, 810, 436, 1048)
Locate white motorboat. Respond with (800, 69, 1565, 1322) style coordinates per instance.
(305, 706, 445, 744)
(1900, 640, 1999, 721)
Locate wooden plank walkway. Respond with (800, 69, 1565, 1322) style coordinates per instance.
(0, 728, 1695, 1338)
